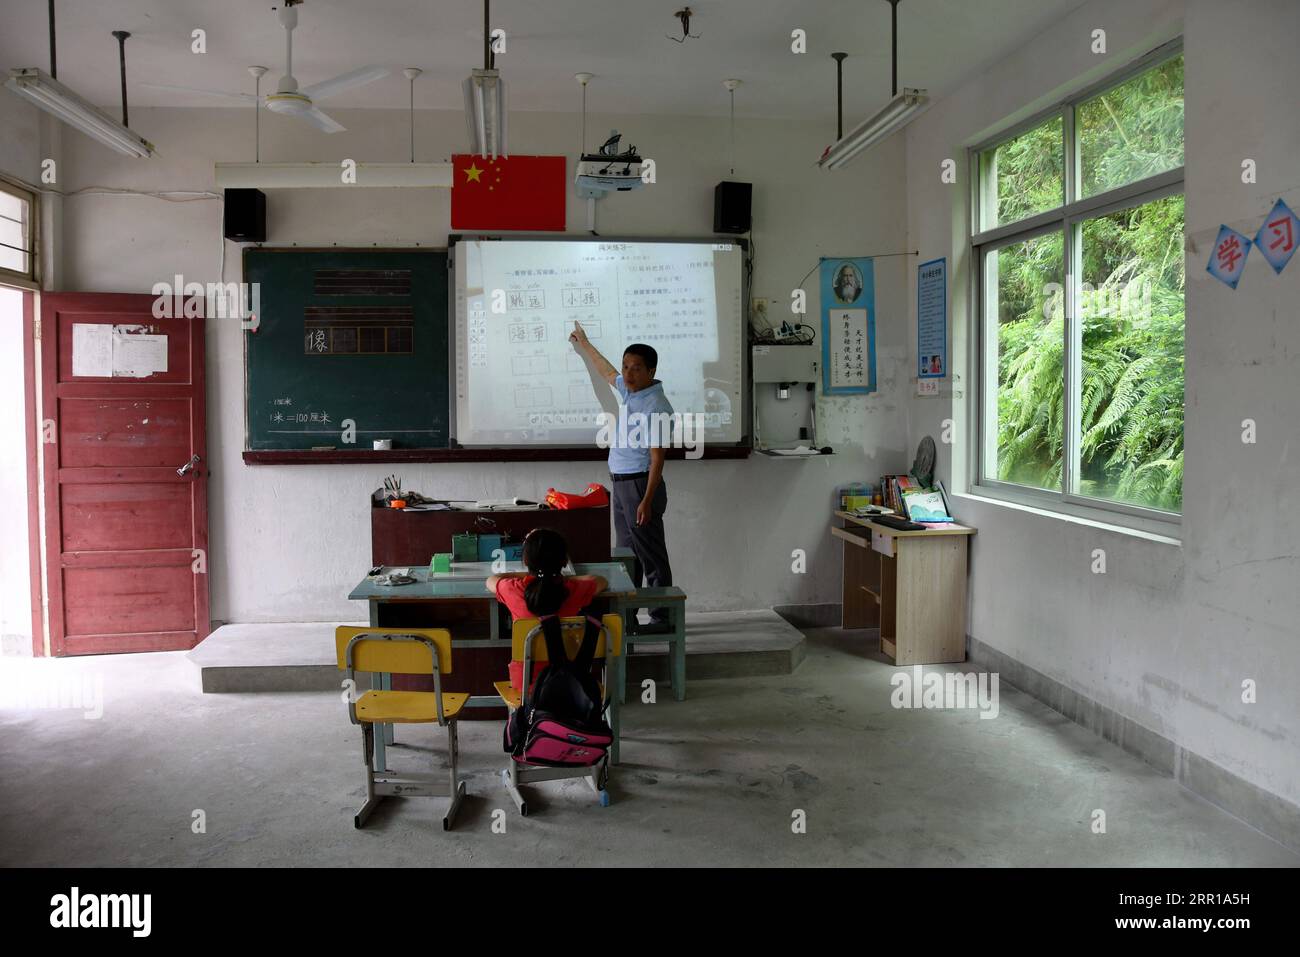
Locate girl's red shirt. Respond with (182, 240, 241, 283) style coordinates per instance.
(493, 575, 603, 621)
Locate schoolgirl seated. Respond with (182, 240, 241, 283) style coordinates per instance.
(486, 527, 608, 691)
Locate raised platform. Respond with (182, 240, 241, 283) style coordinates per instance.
(187, 622, 366, 694)
(188, 611, 806, 694)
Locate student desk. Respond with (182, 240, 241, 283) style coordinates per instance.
(348, 562, 635, 770)
(831, 512, 976, 666)
(348, 561, 636, 637)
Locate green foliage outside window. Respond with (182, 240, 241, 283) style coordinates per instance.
(987, 56, 1184, 511)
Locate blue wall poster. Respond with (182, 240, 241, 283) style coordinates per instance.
(820, 257, 876, 395)
(917, 257, 947, 378)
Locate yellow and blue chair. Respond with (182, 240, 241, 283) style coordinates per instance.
(494, 614, 622, 815)
(335, 626, 467, 830)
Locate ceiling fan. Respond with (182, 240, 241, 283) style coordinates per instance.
(142, 0, 387, 132)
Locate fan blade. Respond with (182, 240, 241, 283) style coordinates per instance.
(298, 107, 346, 133)
(140, 82, 258, 103)
(299, 66, 389, 102)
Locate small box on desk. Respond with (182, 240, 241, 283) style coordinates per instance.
(474, 534, 524, 563)
(452, 533, 479, 563)
(477, 534, 503, 561)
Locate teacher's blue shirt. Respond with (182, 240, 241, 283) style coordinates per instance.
(608, 376, 675, 475)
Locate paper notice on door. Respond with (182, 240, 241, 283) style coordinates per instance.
(71, 323, 114, 377)
(111, 331, 168, 378)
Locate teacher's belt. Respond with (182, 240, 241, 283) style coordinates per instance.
(610, 472, 650, 482)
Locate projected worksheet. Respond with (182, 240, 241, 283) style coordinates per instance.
(453, 239, 744, 446)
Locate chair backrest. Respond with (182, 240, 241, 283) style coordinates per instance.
(510, 615, 622, 663)
(334, 627, 453, 676)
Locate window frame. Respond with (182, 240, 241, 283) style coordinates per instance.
(969, 39, 1185, 528)
(0, 176, 38, 289)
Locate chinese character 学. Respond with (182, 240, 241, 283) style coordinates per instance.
(1217, 234, 1244, 273)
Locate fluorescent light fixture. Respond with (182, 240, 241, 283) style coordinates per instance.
(818, 88, 928, 170)
(5, 68, 155, 158)
(215, 162, 453, 189)
(462, 68, 507, 159)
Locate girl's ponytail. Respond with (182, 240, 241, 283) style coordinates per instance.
(521, 528, 569, 616)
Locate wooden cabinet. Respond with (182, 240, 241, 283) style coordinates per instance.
(832, 512, 974, 666)
(371, 504, 611, 567)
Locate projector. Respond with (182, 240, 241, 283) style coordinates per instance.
(575, 130, 646, 199)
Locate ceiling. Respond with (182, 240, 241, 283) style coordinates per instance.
(0, 0, 1087, 121)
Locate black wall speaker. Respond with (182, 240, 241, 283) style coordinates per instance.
(713, 181, 752, 234)
(223, 188, 266, 242)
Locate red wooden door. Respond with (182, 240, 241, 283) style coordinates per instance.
(40, 293, 209, 656)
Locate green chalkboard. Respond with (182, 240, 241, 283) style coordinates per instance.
(244, 248, 448, 451)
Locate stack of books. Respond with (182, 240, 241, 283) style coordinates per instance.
(879, 474, 954, 523)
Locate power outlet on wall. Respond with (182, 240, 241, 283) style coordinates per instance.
(750, 297, 770, 329)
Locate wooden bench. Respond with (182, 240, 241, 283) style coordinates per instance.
(614, 585, 687, 702)
(611, 545, 640, 585)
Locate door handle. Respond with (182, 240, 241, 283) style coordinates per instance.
(177, 454, 201, 477)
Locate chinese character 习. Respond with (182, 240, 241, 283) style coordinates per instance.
(1265, 216, 1293, 253)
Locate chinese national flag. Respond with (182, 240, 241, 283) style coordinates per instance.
(451, 154, 566, 231)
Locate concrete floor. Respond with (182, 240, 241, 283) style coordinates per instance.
(1, 626, 1295, 867)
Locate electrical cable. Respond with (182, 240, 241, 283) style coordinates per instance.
(729, 84, 735, 176)
(218, 197, 226, 287)
(63, 186, 220, 201)
(769, 250, 921, 347)
(7, 172, 221, 203)
(793, 248, 918, 293)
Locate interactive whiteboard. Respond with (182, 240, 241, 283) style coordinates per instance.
(451, 237, 746, 447)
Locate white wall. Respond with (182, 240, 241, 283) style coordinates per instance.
(0, 92, 40, 183)
(905, 0, 1300, 806)
(0, 93, 39, 655)
(51, 105, 912, 620)
(0, 287, 31, 654)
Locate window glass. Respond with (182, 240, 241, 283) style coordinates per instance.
(978, 115, 1063, 230)
(1077, 55, 1184, 199)
(986, 231, 1065, 491)
(1077, 194, 1185, 510)
(0, 187, 31, 276)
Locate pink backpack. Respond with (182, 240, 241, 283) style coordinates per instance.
(503, 615, 613, 767)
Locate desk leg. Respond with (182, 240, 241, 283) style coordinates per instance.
(368, 603, 392, 768)
(490, 599, 500, 642)
(617, 641, 628, 705)
(609, 683, 621, 765)
(370, 671, 389, 772)
(381, 673, 394, 746)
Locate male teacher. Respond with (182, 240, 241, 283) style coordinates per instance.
(569, 321, 674, 627)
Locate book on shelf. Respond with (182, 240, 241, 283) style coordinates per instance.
(880, 474, 920, 518)
(880, 473, 958, 523)
(901, 488, 953, 522)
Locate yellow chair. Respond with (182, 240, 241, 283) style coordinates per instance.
(335, 626, 467, 830)
(494, 615, 622, 815)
